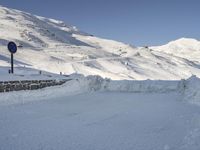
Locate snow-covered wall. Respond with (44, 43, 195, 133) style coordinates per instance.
(77, 75, 182, 93)
(77, 75, 200, 106)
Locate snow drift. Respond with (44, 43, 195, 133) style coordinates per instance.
(82, 75, 200, 107)
(183, 75, 200, 106)
(1, 74, 200, 106)
(79, 75, 182, 93)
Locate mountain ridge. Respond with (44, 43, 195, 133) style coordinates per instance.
(0, 5, 200, 80)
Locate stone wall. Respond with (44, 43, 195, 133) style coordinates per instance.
(0, 79, 70, 92)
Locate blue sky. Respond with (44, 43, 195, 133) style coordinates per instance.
(0, 0, 200, 46)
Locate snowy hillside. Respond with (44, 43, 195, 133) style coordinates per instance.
(151, 38, 200, 62)
(1, 5, 200, 80)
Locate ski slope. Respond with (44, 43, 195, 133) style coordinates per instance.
(1, 5, 200, 80)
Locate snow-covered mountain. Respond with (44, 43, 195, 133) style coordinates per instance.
(151, 38, 200, 62)
(1, 5, 200, 80)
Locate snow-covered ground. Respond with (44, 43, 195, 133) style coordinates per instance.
(0, 62, 69, 81)
(0, 75, 181, 105)
(1, 92, 199, 150)
(0, 75, 200, 150)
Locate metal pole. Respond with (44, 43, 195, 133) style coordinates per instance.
(11, 53, 14, 74)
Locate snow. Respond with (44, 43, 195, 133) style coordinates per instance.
(0, 74, 199, 106)
(0, 78, 82, 106)
(0, 75, 200, 149)
(183, 75, 200, 106)
(1, 6, 200, 80)
(1, 91, 200, 150)
(0, 64, 69, 81)
(151, 38, 200, 62)
(0, 75, 180, 105)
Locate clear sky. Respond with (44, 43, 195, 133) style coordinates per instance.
(0, 0, 200, 46)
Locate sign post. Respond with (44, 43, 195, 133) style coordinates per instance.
(7, 42, 17, 74)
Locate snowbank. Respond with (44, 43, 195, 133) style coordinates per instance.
(0, 79, 86, 105)
(83, 75, 200, 107)
(183, 75, 200, 106)
(1, 74, 200, 106)
(62, 75, 200, 107)
(81, 75, 181, 93)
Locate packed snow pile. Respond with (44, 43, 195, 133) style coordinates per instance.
(2, 74, 200, 106)
(80, 75, 181, 93)
(183, 75, 200, 106)
(83, 75, 200, 107)
(1, 74, 200, 106)
(0, 78, 84, 105)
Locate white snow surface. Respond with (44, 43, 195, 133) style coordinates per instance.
(0, 74, 199, 106)
(0, 75, 200, 150)
(0, 75, 180, 106)
(1, 6, 200, 80)
(183, 75, 200, 106)
(151, 38, 200, 62)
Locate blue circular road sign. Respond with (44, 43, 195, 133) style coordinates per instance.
(8, 42, 17, 54)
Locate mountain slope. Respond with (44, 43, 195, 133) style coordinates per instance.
(151, 38, 200, 62)
(0, 5, 200, 80)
